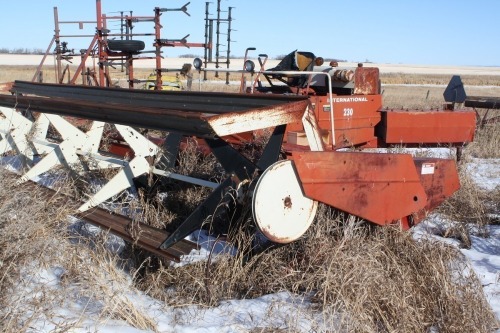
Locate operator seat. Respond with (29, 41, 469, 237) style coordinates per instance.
(267, 50, 316, 87)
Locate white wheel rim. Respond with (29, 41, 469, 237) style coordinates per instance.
(252, 160, 317, 243)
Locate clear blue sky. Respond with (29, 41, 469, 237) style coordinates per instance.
(1, 0, 498, 66)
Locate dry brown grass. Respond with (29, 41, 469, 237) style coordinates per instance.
(137, 206, 499, 332)
(0, 170, 158, 332)
(381, 73, 500, 86)
(465, 122, 500, 159)
(0, 64, 243, 92)
(1, 67, 499, 332)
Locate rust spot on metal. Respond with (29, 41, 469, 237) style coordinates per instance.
(0, 82, 13, 94)
(354, 67, 380, 95)
(283, 196, 292, 209)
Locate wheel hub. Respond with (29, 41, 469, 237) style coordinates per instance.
(252, 160, 318, 243)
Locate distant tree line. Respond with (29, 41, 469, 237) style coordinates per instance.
(0, 48, 45, 55)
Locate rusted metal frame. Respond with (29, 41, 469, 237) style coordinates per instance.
(154, 7, 163, 91)
(127, 54, 135, 89)
(13, 176, 199, 262)
(57, 33, 156, 38)
(465, 96, 500, 109)
(10, 82, 297, 113)
(215, 0, 221, 78)
(70, 35, 98, 85)
(159, 133, 182, 170)
(96, 0, 107, 86)
(54, 7, 62, 84)
(12, 81, 310, 114)
(465, 96, 500, 127)
(104, 15, 156, 21)
(32, 36, 56, 82)
(77, 208, 184, 261)
(301, 104, 325, 152)
(225, 7, 233, 85)
(207, 100, 308, 137)
(0, 93, 306, 143)
(0, 94, 216, 138)
(103, 14, 111, 87)
(206, 137, 258, 180)
(59, 65, 71, 84)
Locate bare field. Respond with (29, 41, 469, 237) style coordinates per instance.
(2, 56, 500, 111)
(2, 54, 500, 75)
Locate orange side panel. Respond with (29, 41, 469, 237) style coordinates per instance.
(411, 158, 460, 224)
(380, 110, 476, 144)
(291, 151, 428, 226)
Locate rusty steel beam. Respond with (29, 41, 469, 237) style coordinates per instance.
(15, 178, 199, 262)
(465, 96, 500, 110)
(0, 94, 215, 137)
(5, 82, 309, 138)
(12, 81, 309, 113)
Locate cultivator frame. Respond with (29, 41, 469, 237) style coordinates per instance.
(35, 0, 234, 89)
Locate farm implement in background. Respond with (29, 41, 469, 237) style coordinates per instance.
(444, 75, 500, 127)
(0, 49, 477, 258)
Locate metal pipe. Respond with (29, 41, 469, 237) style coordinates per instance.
(96, 0, 105, 86)
(58, 20, 97, 24)
(154, 7, 162, 91)
(57, 33, 156, 38)
(70, 35, 98, 84)
(54, 7, 62, 83)
(215, 0, 221, 78)
(31, 36, 55, 82)
(225, 7, 233, 85)
(203, 2, 210, 81)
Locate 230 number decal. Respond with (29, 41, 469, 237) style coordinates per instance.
(343, 108, 354, 117)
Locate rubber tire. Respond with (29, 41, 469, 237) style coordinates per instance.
(107, 40, 145, 53)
